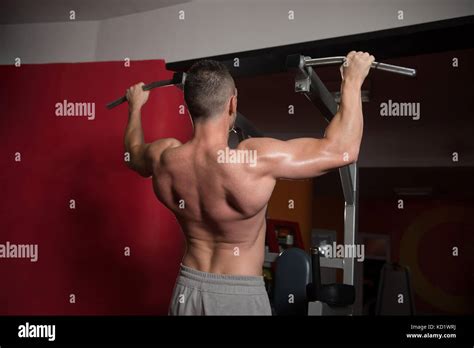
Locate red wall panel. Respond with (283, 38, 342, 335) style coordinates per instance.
(0, 60, 193, 314)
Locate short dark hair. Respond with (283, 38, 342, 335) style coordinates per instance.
(184, 60, 235, 120)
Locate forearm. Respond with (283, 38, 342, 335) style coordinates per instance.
(323, 79, 363, 160)
(124, 108, 148, 172)
(125, 108, 145, 149)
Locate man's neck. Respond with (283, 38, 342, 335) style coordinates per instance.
(192, 115, 230, 148)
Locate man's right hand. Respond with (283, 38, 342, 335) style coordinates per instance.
(126, 82, 150, 112)
(340, 51, 375, 86)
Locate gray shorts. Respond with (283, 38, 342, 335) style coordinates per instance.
(168, 264, 272, 316)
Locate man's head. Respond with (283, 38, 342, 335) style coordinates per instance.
(184, 60, 237, 128)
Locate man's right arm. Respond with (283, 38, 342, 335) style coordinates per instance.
(239, 51, 374, 180)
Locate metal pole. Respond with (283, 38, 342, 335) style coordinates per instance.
(304, 56, 416, 77)
(343, 162, 358, 287)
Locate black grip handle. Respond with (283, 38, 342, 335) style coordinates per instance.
(106, 72, 186, 110)
(142, 78, 174, 91)
(106, 96, 128, 109)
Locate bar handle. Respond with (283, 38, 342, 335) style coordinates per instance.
(304, 56, 416, 77)
(371, 61, 416, 77)
(106, 72, 186, 109)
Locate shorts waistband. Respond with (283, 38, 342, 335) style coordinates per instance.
(178, 263, 265, 290)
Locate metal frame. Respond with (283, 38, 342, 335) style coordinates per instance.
(287, 54, 358, 315)
(288, 53, 416, 314)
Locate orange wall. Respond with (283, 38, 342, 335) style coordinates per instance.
(267, 179, 314, 250)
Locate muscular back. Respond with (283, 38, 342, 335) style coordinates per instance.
(151, 140, 276, 275)
(124, 52, 370, 276)
(147, 126, 360, 276)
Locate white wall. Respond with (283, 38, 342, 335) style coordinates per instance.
(0, 21, 99, 64)
(1, 0, 473, 65)
(1, 0, 472, 168)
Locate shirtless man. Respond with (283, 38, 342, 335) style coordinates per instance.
(124, 51, 374, 315)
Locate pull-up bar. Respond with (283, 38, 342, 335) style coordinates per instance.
(287, 54, 417, 77)
(306, 56, 416, 77)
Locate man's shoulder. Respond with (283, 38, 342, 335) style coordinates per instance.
(145, 138, 183, 164)
(156, 137, 182, 148)
(234, 137, 287, 177)
(148, 138, 182, 153)
(237, 137, 285, 154)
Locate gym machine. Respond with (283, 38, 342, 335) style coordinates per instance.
(271, 54, 416, 315)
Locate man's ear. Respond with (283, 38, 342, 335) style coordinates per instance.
(228, 95, 237, 116)
(231, 94, 238, 114)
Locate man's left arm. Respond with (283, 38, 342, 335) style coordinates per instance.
(124, 82, 180, 178)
